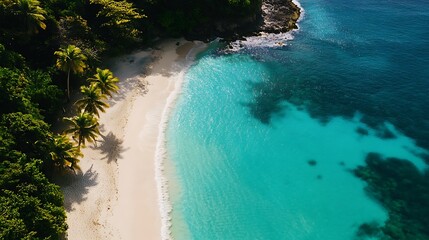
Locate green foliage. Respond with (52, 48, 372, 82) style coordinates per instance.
(226, 0, 261, 15)
(0, 67, 39, 117)
(0, 158, 67, 240)
(141, 0, 261, 37)
(49, 134, 82, 171)
(0, 67, 62, 120)
(0, 113, 51, 162)
(75, 84, 109, 116)
(16, 0, 47, 33)
(354, 153, 429, 240)
(54, 45, 87, 99)
(88, 68, 119, 97)
(0, 104, 68, 239)
(0, 44, 26, 69)
(0, 92, 68, 239)
(90, 0, 145, 45)
(159, 10, 200, 36)
(25, 70, 63, 121)
(63, 111, 100, 148)
(0, 113, 67, 239)
(0, 0, 47, 34)
(91, 0, 144, 27)
(54, 45, 87, 74)
(158, 10, 181, 35)
(57, 15, 104, 63)
(58, 15, 91, 42)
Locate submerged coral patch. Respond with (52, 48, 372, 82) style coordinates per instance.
(356, 127, 369, 136)
(308, 159, 317, 166)
(354, 153, 429, 239)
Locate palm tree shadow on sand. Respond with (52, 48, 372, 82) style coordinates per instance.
(106, 53, 152, 107)
(92, 131, 128, 163)
(57, 165, 98, 212)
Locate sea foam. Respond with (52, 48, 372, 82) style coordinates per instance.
(228, 0, 305, 51)
(154, 41, 206, 240)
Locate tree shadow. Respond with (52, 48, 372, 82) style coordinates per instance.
(58, 165, 99, 212)
(105, 43, 188, 108)
(92, 131, 128, 163)
(107, 50, 164, 106)
(106, 51, 154, 107)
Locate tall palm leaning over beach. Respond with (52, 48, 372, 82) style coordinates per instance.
(49, 134, 82, 172)
(14, 0, 47, 34)
(63, 111, 100, 149)
(54, 45, 87, 100)
(75, 84, 109, 117)
(88, 68, 119, 97)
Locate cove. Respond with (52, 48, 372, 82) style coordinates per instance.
(166, 0, 429, 239)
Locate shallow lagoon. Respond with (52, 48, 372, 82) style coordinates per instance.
(167, 0, 429, 238)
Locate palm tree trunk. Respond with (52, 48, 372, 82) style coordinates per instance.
(78, 137, 82, 151)
(67, 68, 71, 101)
(70, 161, 74, 171)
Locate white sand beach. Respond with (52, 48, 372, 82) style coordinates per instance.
(61, 39, 206, 240)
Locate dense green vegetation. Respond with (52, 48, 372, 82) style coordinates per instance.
(0, 73, 67, 239)
(142, 0, 262, 37)
(0, 41, 118, 238)
(0, 0, 263, 238)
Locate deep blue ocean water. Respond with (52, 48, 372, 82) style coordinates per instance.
(166, 0, 429, 239)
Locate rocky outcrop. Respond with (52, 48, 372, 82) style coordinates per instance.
(185, 0, 301, 41)
(259, 0, 301, 33)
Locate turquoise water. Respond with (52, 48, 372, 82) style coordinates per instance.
(166, 0, 429, 239)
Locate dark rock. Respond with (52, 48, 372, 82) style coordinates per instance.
(356, 222, 382, 238)
(375, 125, 396, 139)
(308, 159, 317, 166)
(356, 127, 369, 136)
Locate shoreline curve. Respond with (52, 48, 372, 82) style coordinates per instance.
(154, 41, 207, 240)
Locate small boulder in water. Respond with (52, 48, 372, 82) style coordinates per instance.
(308, 159, 317, 166)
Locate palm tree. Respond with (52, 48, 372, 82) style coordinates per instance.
(63, 111, 100, 149)
(88, 68, 119, 97)
(54, 45, 87, 100)
(14, 0, 47, 34)
(75, 84, 109, 117)
(49, 134, 82, 171)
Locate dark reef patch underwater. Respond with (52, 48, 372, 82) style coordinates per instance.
(247, 0, 429, 237)
(354, 153, 429, 240)
(244, 0, 429, 150)
(242, 0, 429, 238)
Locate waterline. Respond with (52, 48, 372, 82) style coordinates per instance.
(154, 41, 207, 240)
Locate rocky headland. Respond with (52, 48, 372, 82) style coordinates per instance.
(259, 0, 301, 33)
(185, 0, 301, 41)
